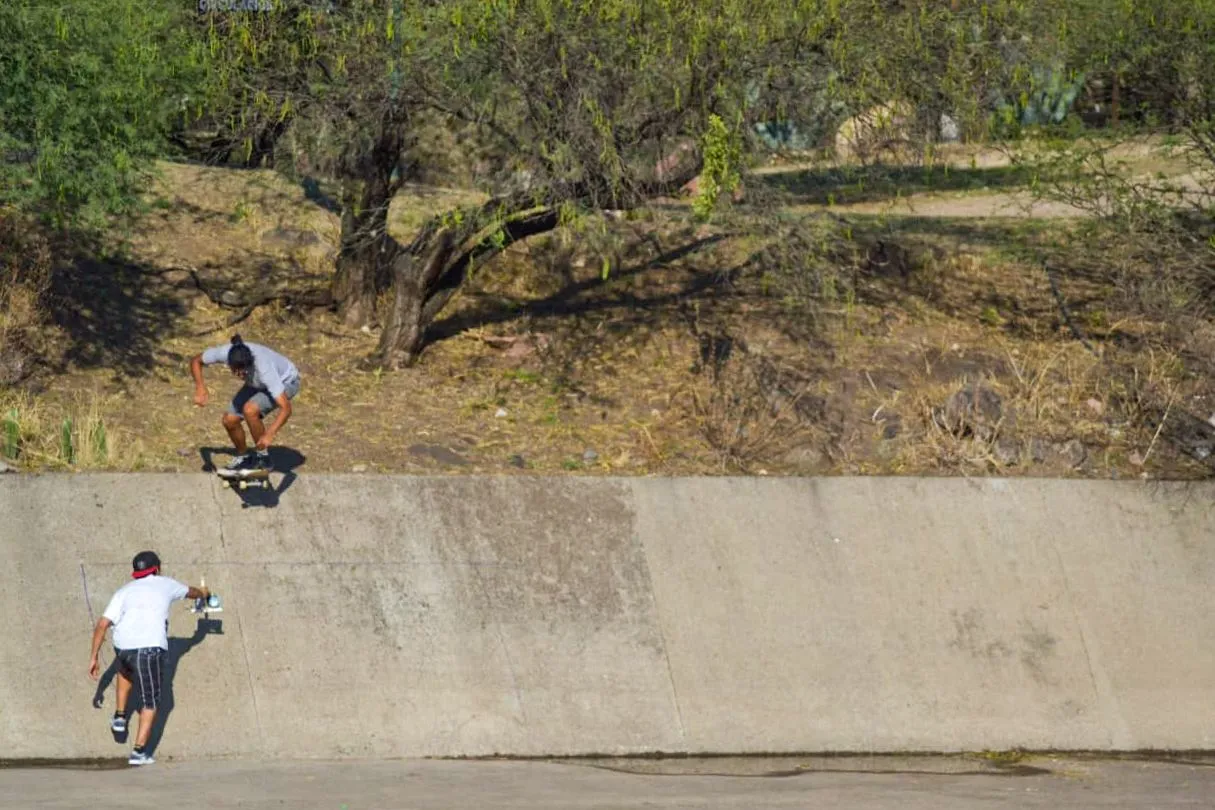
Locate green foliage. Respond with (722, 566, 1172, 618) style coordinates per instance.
(693, 114, 742, 221)
(60, 418, 74, 464)
(0, 0, 203, 228)
(1, 410, 18, 460)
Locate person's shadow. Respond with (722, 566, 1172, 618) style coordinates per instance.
(91, 615, 221, 755)
(199, 445, 306, 509)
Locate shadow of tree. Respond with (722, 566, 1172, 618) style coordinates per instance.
(48, 236, 191, 379)
(426, 234, 730, 346)
(753, 163, 1032, 206)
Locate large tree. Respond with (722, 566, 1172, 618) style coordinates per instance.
(196, 0, 850, 364)
(196, 0, 1062, 368)
(0, 0, 201, 228)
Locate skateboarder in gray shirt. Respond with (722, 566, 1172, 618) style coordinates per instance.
(189, 334, 302, 473)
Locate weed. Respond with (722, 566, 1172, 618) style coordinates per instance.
(0, 391, 136, 469)
(980, 306, 1003, 327)
(230, 200, 255, 223)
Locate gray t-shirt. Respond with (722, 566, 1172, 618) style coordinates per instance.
(201, 342, 299, 399)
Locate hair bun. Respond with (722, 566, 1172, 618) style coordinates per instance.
(231, 334, 243, 345)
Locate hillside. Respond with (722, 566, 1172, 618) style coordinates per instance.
(3, 141, 1214, 480)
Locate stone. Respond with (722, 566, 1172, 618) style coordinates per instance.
(1055, 439, 1087, 469)
(0, 460, 11, 474)
(1086, 398, 1105, 416)
(260, 227, 322, 248)
(1029, 437, 1050, 463)
(582, 449, 599, 463)
(159, 269, 195, 287)
(509, 454, 526, 469)
(407, 444, 470, 467)
(994, 440, 1021, 467)
(1129, 451, 1145, 467)
(219, 289, 245, 307)
(936, 384, 1003, 439)
(781, 445, 829, 474)
(494, 408, 508, 418)
(351, 464, 368, 473)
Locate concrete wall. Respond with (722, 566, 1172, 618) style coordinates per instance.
(1, 474, 1212, 760)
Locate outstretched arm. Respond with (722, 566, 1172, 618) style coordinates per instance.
(88, 617, 112, 680)
(184, 584, 211, 601)
(190, 354, 209, 407)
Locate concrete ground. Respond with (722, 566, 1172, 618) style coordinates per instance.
(2, 755, 1213, 809)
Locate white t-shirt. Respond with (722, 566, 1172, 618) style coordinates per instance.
(102, 576, 190, 651)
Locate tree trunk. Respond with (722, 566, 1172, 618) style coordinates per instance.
(373, 202, 562, 367)
(330, 123, 406, 328)
(332, 197, 394, 328)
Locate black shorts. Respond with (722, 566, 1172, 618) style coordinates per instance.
(115, 647, 165, 711)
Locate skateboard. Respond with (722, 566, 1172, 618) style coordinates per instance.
(189, 576, 223, 616)
(217, 466, 272, 490)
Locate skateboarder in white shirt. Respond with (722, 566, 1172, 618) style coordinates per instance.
(87, 551, 210, 766)
(188, 333, 302, 474)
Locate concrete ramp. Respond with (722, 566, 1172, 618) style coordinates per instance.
(0, 474, 1212, 759)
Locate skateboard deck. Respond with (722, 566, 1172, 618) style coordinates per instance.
(216, 466, 272, 490)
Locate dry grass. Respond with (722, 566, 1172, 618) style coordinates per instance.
(4, 149, 1212, 480)
(0, 390, 148, 470)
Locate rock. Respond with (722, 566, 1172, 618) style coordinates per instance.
(936, 384, 1003, 440)
(881, 415, 902, 440)
(582, 449, 599, 463)
(1129, 451, 1145, 467)
(260, 227, 322, 249)
(1029, 437, 1050, 463)
(494, 408, 508, 418)
(176, 448, 194, 458)
(1055, 439, 1087, 469)
(994, 439, 1021, 467)
(509, 454, 526, 469)
(781, 444, 829, 474)
(407, 443, 470, 467)
(159, 269, 195, 288)
(219, 289, 244, 307)
(0, 460, 11, 474)
(0, 341, 34, 387)
(351, 464, 367, 473)
(1086, 398, 1105, 416)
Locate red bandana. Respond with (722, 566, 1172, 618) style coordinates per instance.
(132, 567, 158, 579)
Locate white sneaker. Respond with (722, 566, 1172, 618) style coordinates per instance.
(128, 749, 154, 766)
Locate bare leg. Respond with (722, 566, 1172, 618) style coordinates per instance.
(134, 709, 157, 749)
(115, 672, 132, 716)
(222, 413, 247, 454)
(242, 402, 267, 447)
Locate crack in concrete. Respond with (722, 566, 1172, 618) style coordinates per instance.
(211, 478, 266, 750)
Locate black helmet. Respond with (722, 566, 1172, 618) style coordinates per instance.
(132, 550, 161, 578)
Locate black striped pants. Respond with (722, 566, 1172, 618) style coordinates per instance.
(115, 647, 165, 711)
